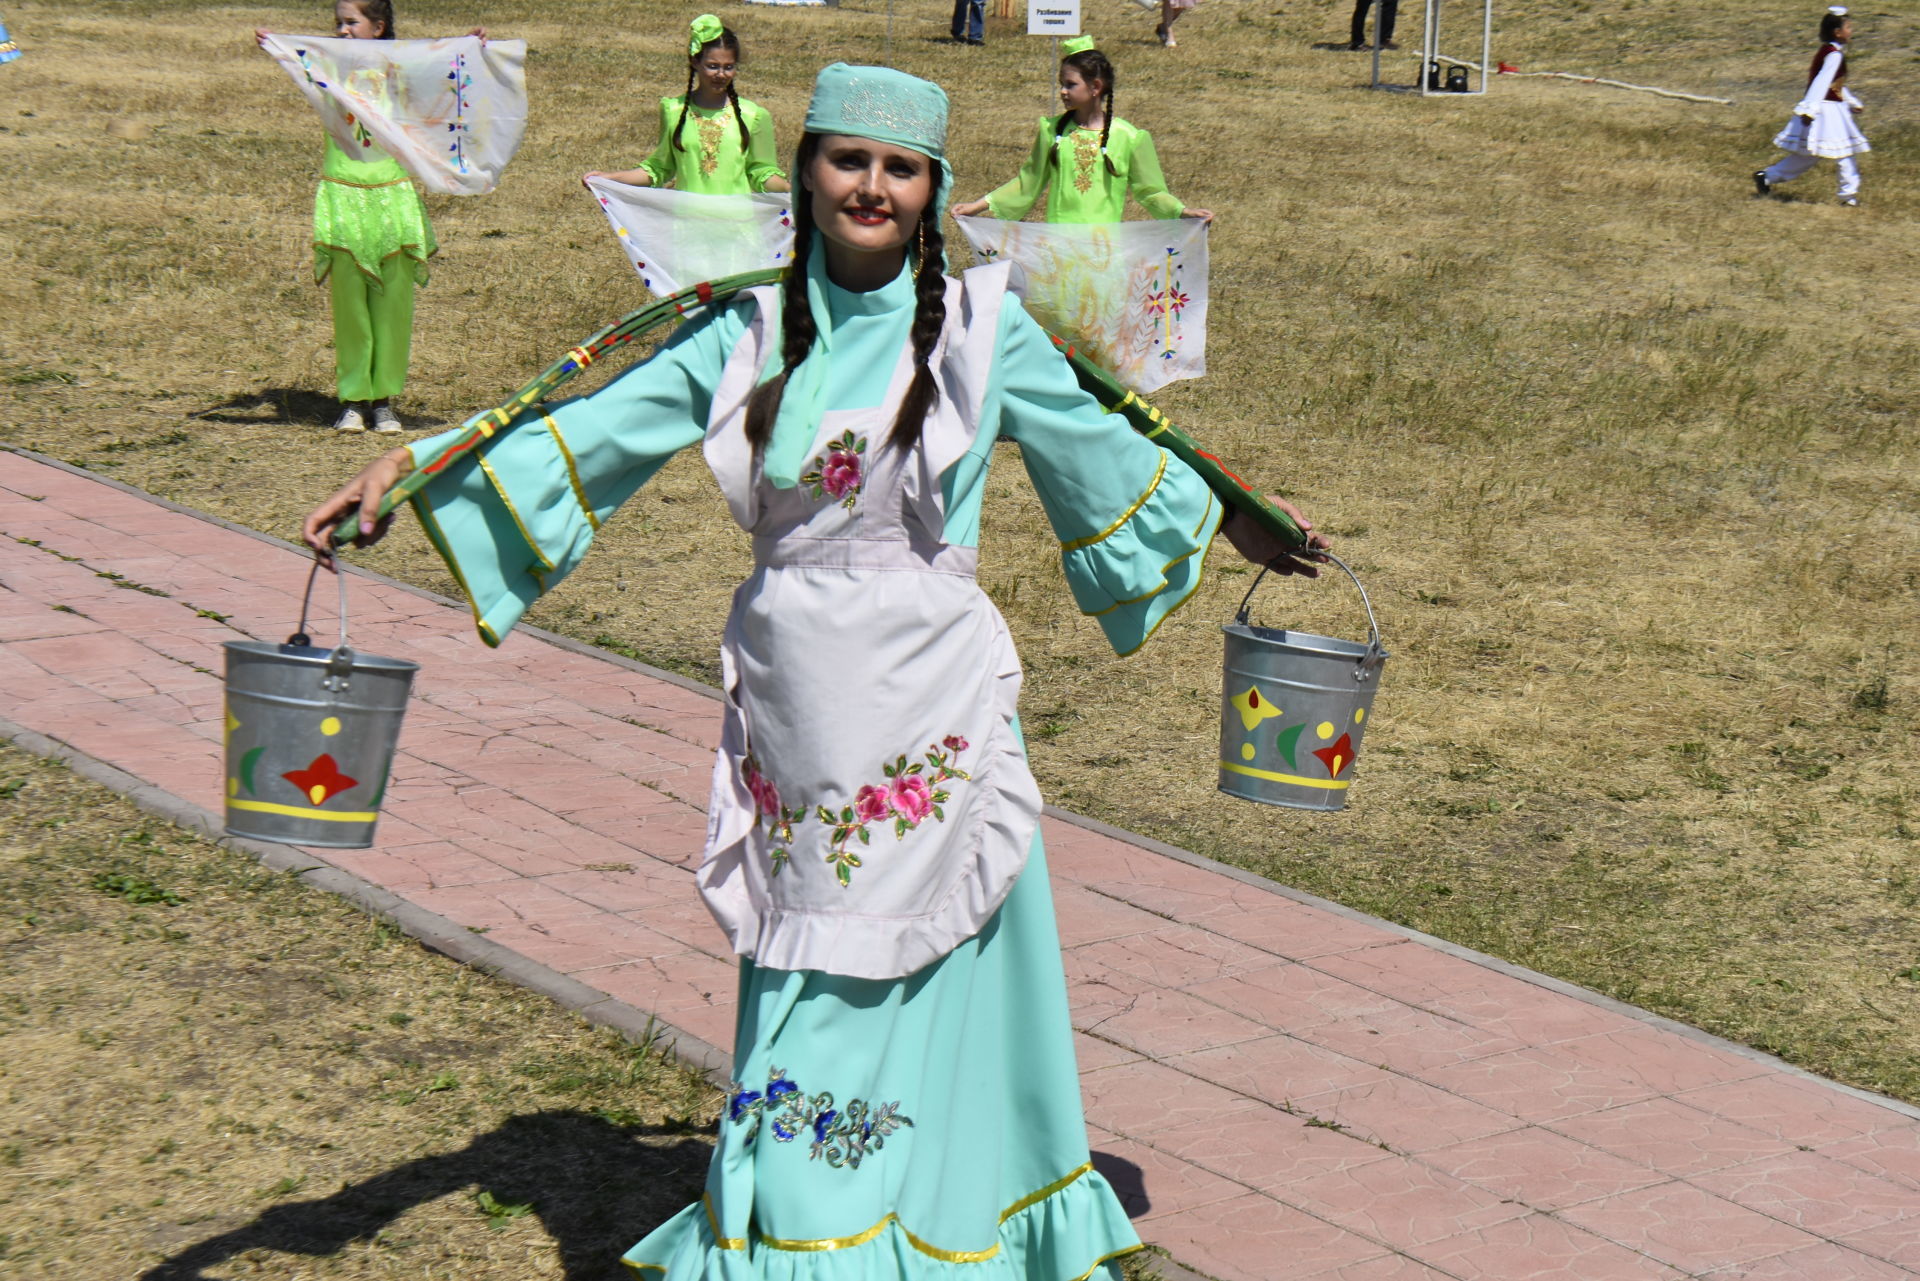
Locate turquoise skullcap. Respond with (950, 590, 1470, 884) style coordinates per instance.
(803, 63, 949, 167)
(1060, 34, 1097, 56)
(689, 13, 725, 56)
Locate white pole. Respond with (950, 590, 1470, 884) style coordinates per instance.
(1480, 0, 1493, 92)
(1421, 0, 1438, 97)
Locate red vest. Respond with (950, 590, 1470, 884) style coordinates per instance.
(1807, 42, 1847, 101)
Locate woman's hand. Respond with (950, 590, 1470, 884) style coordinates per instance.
(301, 447, 414, 562)
(254, 28, 271, 46)
(1222, 495, 1329, 578)
(950, 199, 990, 217)
(467, 26, 488, 40)
(1182, 207, 1215, 223)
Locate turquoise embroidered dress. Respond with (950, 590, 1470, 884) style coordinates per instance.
(404, 254, 1222, 1277)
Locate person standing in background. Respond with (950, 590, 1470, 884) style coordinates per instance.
(1754, 6, 1868, 206)
(951, 0, 985, 45)
(1349, 0, 1398, 51)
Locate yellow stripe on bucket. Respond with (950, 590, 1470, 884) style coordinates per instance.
(1218, 761, 1350, 790)
(228, 798, 378, 823)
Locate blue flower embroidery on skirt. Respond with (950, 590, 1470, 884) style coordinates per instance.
(726, 1068, 913, 1169)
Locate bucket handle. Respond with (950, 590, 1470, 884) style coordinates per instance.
(1233, 551, 1388, 684)
(289, 559, 356, 689)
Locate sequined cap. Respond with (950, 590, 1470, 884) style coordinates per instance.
(803, 63, 949, 168)
(1060, 34, 1097, 56)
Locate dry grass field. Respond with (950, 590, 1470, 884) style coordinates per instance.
(0, 745, 718, 1277)
(1, 0, 1917, 1162)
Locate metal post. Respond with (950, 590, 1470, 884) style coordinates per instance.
(1370, 13, 1382, 89)
(1421, 0, 1439, 97)
(1480, 0, 1493, 92)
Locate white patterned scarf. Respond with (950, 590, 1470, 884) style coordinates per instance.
(260, 33, 527, 196)
(954, 215, 1208, 394)
(584, 178, 797, 298)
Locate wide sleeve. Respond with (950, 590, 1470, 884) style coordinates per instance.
(1794, 50, 1843, 115)
(983, 118, 1056, 222)
(401, 299, 753, 646)
(991, 302, 1223, 656)
(637, 97, 680, 187)
(1125, 128, 1187, 220)
(743, 102, 786, 192)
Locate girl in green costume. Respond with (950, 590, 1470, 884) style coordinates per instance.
(953, 39, 1211, 225)
(305, 62, 1324, 1279)
(583, 15, 790, 196)
(262, 1, 483, 435)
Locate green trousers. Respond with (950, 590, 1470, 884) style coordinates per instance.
(328, 249, 418, 403)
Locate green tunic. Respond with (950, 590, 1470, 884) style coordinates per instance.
(983, 114, 1186, 224)
(638, 94, 786, 195)
(312, 136, 436, 287)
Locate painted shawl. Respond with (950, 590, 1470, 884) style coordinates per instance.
(955, 214, 1208, 394)
(261, 33, 527, 196)
(585, 178, 796, 298)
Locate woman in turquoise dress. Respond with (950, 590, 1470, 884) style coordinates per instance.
(305, 63, 1324, 1279)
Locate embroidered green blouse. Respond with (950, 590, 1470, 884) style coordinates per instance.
(313, 135, 437, 286)
(637, 94, 786, 194)
(982, 114, 1186, 224)
(405, 259, 1222, 655)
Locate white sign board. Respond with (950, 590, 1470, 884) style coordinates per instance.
(1027, 0, 1082, 36)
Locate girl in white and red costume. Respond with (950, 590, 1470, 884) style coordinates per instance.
(1755, 6, 1868, 205)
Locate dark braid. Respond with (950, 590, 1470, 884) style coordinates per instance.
(744, 137, 821, 453)
(744, 135, 948, 457)
(727, 83, 751, 154)
(1053, 50, 1119, 175)
(674, 28, 745, 153)
(1819, 10, 1846, 40)
(671, 61, 697, 152)
(887, 199, 948, 452)
(1099, 79, 1117, 176)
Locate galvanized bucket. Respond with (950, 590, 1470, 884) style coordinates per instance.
(223, 564, 417, 848)
(1218, 553, 1388, 811)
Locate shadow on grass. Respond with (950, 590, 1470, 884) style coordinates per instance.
(191, 387, 342, 426)
(138, 1109, 712, 1281)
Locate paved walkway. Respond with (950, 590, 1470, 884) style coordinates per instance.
(3, 447, 1918, 1281)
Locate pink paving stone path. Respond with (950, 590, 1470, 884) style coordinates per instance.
(3, 449, 1919, 1281)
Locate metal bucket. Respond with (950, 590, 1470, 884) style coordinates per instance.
(1218, 553, 1388, 811)
(223, 565, 417, 848)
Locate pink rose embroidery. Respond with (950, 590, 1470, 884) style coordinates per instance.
(800, 430, 869, 510)
(820, 449, 862, 500)
(742, 758, 781, 818)
(853, 784, 892, 825)
(812, 735, 975, 888)
(887, 773, 934, 826)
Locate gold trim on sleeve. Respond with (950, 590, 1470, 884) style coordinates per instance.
(410, 490, 502, 649)
(542, 411, 601, 529)
(620, 1261, 666, 1274)
(1058, 453, 1167, 553)
(474, 453, 558, 574)
(701, 1194, 748, 1250)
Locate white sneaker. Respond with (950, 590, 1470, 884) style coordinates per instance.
(1839, 195, 1859, 207)
(334, 405, 368, 434)
(372, 405, 404, 434)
